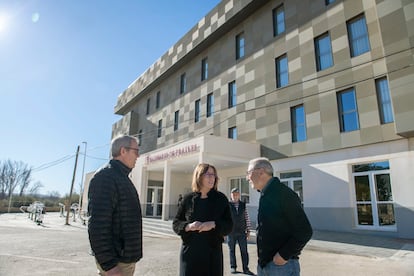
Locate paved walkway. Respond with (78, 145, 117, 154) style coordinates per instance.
(0, 212, 413, 275)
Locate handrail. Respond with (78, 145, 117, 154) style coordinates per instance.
(19, 206, 28, 213)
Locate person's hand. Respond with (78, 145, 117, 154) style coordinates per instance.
(273, 252, 288, 266)
(106, 265, 122, 276)
(198, 221, 216, 232)
(186, 221, 202, 232)
(246, 231, 250, 239)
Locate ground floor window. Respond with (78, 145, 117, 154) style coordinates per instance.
(280, 171, 303, 204)
(352, 161, 395, 229)
(229, 177, 250, 203)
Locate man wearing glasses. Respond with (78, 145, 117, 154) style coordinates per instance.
(246, 157, 312, 276)
(88, 135, 142, 276)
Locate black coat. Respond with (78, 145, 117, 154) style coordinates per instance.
(88, 159, 143, 271)
(173, 190, 233, 276)
(257, 177, 313, 267)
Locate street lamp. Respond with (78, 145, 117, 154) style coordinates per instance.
(78, 141, 87, 212)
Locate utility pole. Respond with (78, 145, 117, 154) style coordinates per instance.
(66, 145, 80, 225)
(78, 141, 87, 213)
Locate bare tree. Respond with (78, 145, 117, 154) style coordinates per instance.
(28, 181, 43, 195)
(0, 159, 32, 199)
(48, 191, 61, 199)
(0, 162, 6, 198)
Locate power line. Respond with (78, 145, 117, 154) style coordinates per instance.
(30, 47, 414, 170)
(31, 144, 110, 173)
(32, 155, 75, 172)
(85, 154, 109, 161)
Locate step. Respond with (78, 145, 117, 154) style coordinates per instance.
(142, 217, 176, 237)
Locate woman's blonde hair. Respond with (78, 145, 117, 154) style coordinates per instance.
(191, 163, 218, 192)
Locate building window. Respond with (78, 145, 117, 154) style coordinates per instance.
(228, 126, 237, 139)
(375, 77, 394, 124)
(337, 88, 360, 132)
(157, 120, 162, 138)
(230, 177, 250, 203)
(347, 14, 370, 57)
(352, 161, 395, 228)
(314, 32, 333, 71)
(275, 54, 288, 88)
(138, 129, 143, 146)
(272, 5, 285, 37)
(174, 110, 179, 131)
(146, 98, 150, 115)
(236, 32, 245, 60)
(156, 91, 160, 109)
(325, 0, 335, 5)
(180, 73, 186, 94)
(194, 99, 200, 123)
(201, 57, 208, 81)
(280, 171, 303, 205)
(207, 93, 214, 117)
(228, 81, 237, 108)
(291, 105, 307, 142)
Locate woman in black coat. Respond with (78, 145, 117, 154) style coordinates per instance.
(173, 163, 233, 276)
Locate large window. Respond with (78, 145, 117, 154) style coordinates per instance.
(228, 81, 237, 108)
(337, 88, 359, 132)
(201, 57, 208, 81)
(375, 77, 394, 124)
(291, 105, 307, 142)
(275, 54, 288, 88)
(280, 171, 303, 205)
(228, 126, 237, 139)
(347, 14, 370, 57)
(314, 32, 333, 71)
(352, 161, 395, 229)
(194, 99, 200, 123)
(157, 120, 162, 138)
(207, 93, 214, 117)
(180, 73, 186, 94)
(174, 110, 179, 131)
(229, 177, 250, 203)
(236, 32, 245, 60)
(272, 5, 285, 37)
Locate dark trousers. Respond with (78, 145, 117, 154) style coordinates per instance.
(228, 233, 249, 271)
(180, 238, 223, 276)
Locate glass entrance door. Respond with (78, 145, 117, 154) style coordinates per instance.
(146, 187, 163, 217)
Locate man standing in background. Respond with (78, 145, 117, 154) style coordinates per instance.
(228, 188, 255, 275)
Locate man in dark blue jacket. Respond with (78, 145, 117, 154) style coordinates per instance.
(88, 135, 142, 276)
(246, 157, 312, 276)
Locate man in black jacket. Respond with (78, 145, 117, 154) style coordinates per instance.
(88, 135, 142, 276)
(246, 157, 312, 276)
(228, 188, 254, 275)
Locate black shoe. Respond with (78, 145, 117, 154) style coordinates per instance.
(230, 267, 237, 274)
(243, 269, 255, 275)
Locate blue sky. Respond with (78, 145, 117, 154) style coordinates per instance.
(0, 0, 220, 196)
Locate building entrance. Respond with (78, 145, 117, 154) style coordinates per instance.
(145, 186, 163, 217)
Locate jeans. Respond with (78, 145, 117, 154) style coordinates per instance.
(227, 233, 249, 271)
(257, 259, 300, 276)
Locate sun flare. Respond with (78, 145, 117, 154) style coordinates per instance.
(0, 14, 9, 33)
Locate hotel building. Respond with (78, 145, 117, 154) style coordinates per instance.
(110, 0, 414, 238)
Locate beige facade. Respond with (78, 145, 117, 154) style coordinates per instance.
(111, 0, 414, 238)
